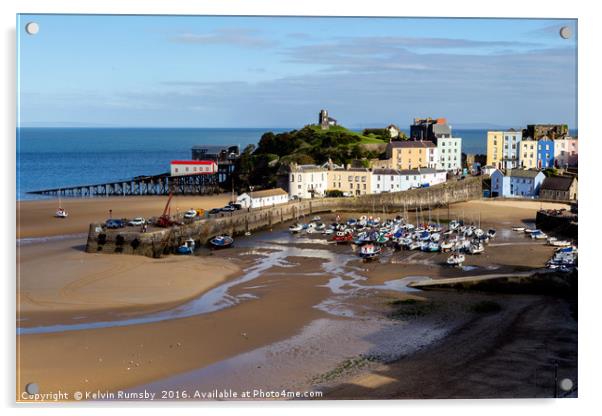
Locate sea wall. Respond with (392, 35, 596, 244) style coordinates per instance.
(536, 210, 578, 240)
(85, 177, 482, 257)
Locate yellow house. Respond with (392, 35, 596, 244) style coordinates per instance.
(519, 139, 537, 169)
(327, 167, 371, 196)
(385, 141, 437, 170)
(486, 131, 504, 168)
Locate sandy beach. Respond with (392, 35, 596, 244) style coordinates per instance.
(16, 197, 577, 400)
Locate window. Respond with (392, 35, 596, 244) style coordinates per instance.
(348, 175, 353, 182)
(361, 176, 366, 182)
(298, 175, 302, 182)
(355, 176, 360, 182)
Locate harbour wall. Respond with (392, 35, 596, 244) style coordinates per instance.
(85, 177, 482, 258)
(535, 210, 578, 240)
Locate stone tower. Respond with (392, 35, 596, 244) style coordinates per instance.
(319, 109, 329, 130)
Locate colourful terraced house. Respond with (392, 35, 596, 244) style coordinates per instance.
(537, 136, 555, 169)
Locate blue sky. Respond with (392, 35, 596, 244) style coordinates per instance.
(17, 15, 577, 129)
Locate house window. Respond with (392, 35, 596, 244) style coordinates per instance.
(298, 175, 302, 182)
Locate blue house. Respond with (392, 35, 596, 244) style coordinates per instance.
(537, 136, 555, 169)
(490, 169, 546, 198)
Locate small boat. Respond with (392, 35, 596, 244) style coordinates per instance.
(440, 241, 454, 252)
(359, 243, 381, 261)
(176, 238, 196, 254)
(333, 231, 354, 243)
(448, 220, 460, 231)
(468, 243, 485, 254)
(312, 216, 321, 222)
(512, 226, 525, 232)
(487, 229, 497, 238)
(209, 235, 234, 249)
(408, 241, 422, 250)
(314, 222, 326, 231)
(55, 207, 68, 218)
(524, 228, 537, 234)
(446, 253, 465, 266)
(530, 230, 548, 240)
(289, 223, 303, 233)
(547, 237, 571, 247)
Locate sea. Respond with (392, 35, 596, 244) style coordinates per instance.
(16, 127, 493, 201)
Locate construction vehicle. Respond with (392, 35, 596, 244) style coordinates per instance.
(155, 192, 181, 227)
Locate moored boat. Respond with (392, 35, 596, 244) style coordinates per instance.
(209, 235, 234, 249)
(176, 238, 196, 254)
(359, 243, 381, 261)
(446, 253, 465, 266)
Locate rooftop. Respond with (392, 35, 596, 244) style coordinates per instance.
(506, 169, 543, 179)
(541, 176, 576, 191)
(246, 188, 288, 198)
(388, 140, 436, 149)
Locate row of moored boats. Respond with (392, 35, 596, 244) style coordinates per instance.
(289, 216, 496, 265)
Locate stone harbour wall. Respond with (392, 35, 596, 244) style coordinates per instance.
(85, 177, 483, 257)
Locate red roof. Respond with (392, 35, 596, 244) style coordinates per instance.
(171, 160, 216, 165)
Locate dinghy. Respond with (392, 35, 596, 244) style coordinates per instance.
(209, 235, 234, 249)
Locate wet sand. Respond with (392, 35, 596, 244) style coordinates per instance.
(18, 238, 242, 325)
(17, 194, 232, 239)
(16, 198, 577, 400)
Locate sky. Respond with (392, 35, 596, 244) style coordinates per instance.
(17, 15, 577, 129)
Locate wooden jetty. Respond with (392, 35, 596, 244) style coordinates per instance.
(28, 172, 220, 197)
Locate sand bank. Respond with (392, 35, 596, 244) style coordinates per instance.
(18, 237, 241, 325)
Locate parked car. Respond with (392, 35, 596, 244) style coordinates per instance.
(105, 219, 126, 229)
(183, 209, 198, 219)
(221, 206, 236, 212)
(128, 217, 146, 226)
(208, 208, 222, 215)
(228, 203, 242, 210)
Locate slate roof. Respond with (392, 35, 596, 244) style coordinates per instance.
(506, 169, 542, 179)
(388, 140, 436, 148)
(541, 176, 576, 191)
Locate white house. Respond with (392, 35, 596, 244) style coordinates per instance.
(398, 168, 447, 191)
(236, 188, 289, 209)
(490, 169, 545, 198)
(170, 160, 218, 177)
(481, 165, 497, 176)
(288, 164, 328, 199)
(436, 136, 462, 171)
(371, 169, 401, 193)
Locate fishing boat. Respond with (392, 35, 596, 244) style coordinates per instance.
(359, 243, 381, 261)
(55, 207, 68, 218)
(446, 253, 465, 266)
(176, 238, 196, 254)
(288, 223, 303, 233)
(209, 235, 234, 249)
